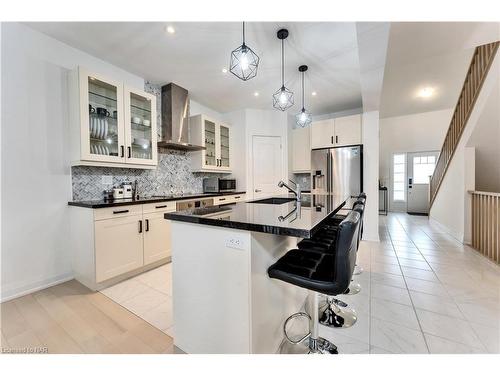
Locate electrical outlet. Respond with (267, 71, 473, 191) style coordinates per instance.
(102, 176, 113, 186)
(225, 237, 246, 250)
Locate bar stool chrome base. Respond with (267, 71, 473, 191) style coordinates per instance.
(353, 264, 363, 275)
(280, 292, 338, 354)
(279, 337, 338, 354)
(345, 281, 362, 295)
(319, 297, 357, 328)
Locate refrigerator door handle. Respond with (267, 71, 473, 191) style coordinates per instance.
(326, 152, 331, 194)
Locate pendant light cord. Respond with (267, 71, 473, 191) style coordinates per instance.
(242, 22, 245, 45)
(302, 71, 305, 109)
(281, 39, 285, 86)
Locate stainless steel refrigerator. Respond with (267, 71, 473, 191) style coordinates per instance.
(311, 145, 363, 197)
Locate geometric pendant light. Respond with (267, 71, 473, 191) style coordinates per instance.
(295, 65, 312, 127)
(229, 22, 260, 81)
(272, 29, 294, 111)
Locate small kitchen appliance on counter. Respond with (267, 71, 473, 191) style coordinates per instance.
(203, 177, 236, 193)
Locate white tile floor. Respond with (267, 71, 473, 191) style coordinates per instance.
(101, 263, 174, 337)
(100, 213, 500, 354)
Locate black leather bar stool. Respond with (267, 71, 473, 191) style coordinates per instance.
(268, 211, 360, 354)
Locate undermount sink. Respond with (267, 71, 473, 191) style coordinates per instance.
(249, 197, 296, 205)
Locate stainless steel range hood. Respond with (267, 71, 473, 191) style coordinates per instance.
(157, 83, 205, 151)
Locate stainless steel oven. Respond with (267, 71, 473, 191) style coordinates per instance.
(203, 177, 236, 193)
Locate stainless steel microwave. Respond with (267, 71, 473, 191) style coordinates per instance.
(203, 178, 236, 193)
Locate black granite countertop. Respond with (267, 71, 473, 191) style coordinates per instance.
(164, 193, 349, 238)
(68, 191, 247, 209)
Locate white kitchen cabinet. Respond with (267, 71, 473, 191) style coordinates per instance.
(334, 114, 362, 146)
(213, 193, 246, 205)
(144, 207, 176, 265)
(311, 119, 335, 149)
(69, 67, 157, 169)
(292, 127, 311, 172)
(190, 114, 232, 173)
(95, 214, 144, 283)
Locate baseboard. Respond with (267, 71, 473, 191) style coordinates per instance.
(428, 217, 464, 243)
(0, 273, 74, 303)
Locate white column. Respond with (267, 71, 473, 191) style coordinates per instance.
(362, 111, 380, 242)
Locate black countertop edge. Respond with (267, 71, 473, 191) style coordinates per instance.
(68, 191, 247, 209)
(165, 199, 346, 239)
(165, 213, 312, 238)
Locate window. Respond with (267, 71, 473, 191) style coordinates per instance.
(413, 155, 437, 184)
(393, 153, 406, 201)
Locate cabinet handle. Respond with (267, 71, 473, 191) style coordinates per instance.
(336, 135, 338, 144)
(138, 220, 143, 233)
(145, 219, 149, 232)
(235, 196, 240, 199)
(127, 146, 131, 158)
(219, 198, 226, 201)
(113, 209, 129, 214)
(331, 136, 334, 144)
(155, 205, 167, 209)
(120, 145, 125, 157)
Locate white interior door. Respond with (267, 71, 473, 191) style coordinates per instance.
(252, 136, 283, 199)
(407, 151, 439, 214)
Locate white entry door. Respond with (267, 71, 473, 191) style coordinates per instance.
(252, 136, 283, 199)
(407, 151, 439, 214)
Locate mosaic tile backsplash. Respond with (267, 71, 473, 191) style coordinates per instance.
(293, 173, 312, 191)
(71, 149, 227, 200)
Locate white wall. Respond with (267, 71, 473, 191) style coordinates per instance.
(362, 111, 380, 242)
(0, 23, 144, 302)
(430, 49, 499, 242)
(380, 108, 452, 211)
(466, 77, 500, 192)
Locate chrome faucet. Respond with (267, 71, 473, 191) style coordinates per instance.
(278, 179, 302, 202)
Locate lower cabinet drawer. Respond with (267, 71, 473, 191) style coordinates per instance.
(142, 201, 176, 214)
(95, 214, 144, 283)
(214, 196, 234, 205)
(94, 205, 142, 221)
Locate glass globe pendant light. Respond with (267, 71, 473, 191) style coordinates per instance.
(272, 29, 294, 111)
(229, 22, 260, 81)
(295, 65, 312, 127)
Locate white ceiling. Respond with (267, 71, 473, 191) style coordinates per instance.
(380, 22, 500, 118)
(25, 22, 364, 116)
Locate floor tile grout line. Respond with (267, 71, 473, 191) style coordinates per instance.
(387, 215, 431, 353)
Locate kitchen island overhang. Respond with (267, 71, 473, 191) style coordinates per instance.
(165, 193, 350, 354)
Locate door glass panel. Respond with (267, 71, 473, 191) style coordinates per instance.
(413, 156, 436, 184)
(220, 125, 230, 168)
(129, 92, 153, 160)
(88, 77, 119, 157)
(204, 120, 216, 166)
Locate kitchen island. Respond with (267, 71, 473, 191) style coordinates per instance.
(164, 193, 349, 354)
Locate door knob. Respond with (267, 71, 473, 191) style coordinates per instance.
(255, 189, 262, 192)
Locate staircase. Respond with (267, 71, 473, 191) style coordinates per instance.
(429, 41, 499, 207)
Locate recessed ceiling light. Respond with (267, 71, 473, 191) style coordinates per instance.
(311, 91, 317, 96)
(254, 92, 259, 97)
(166, 26, 175, 34)
(222, 68, 228, 74)
(417, 87, 435, 98)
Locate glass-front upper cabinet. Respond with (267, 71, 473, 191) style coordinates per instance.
(204, 119, 217, 168)
(124, 87, 157, 166)
(218, 124, 230, 170)
(80, 70, 125, 163)
(189, 114, 232, 173)
(70, 67, 157, 168)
